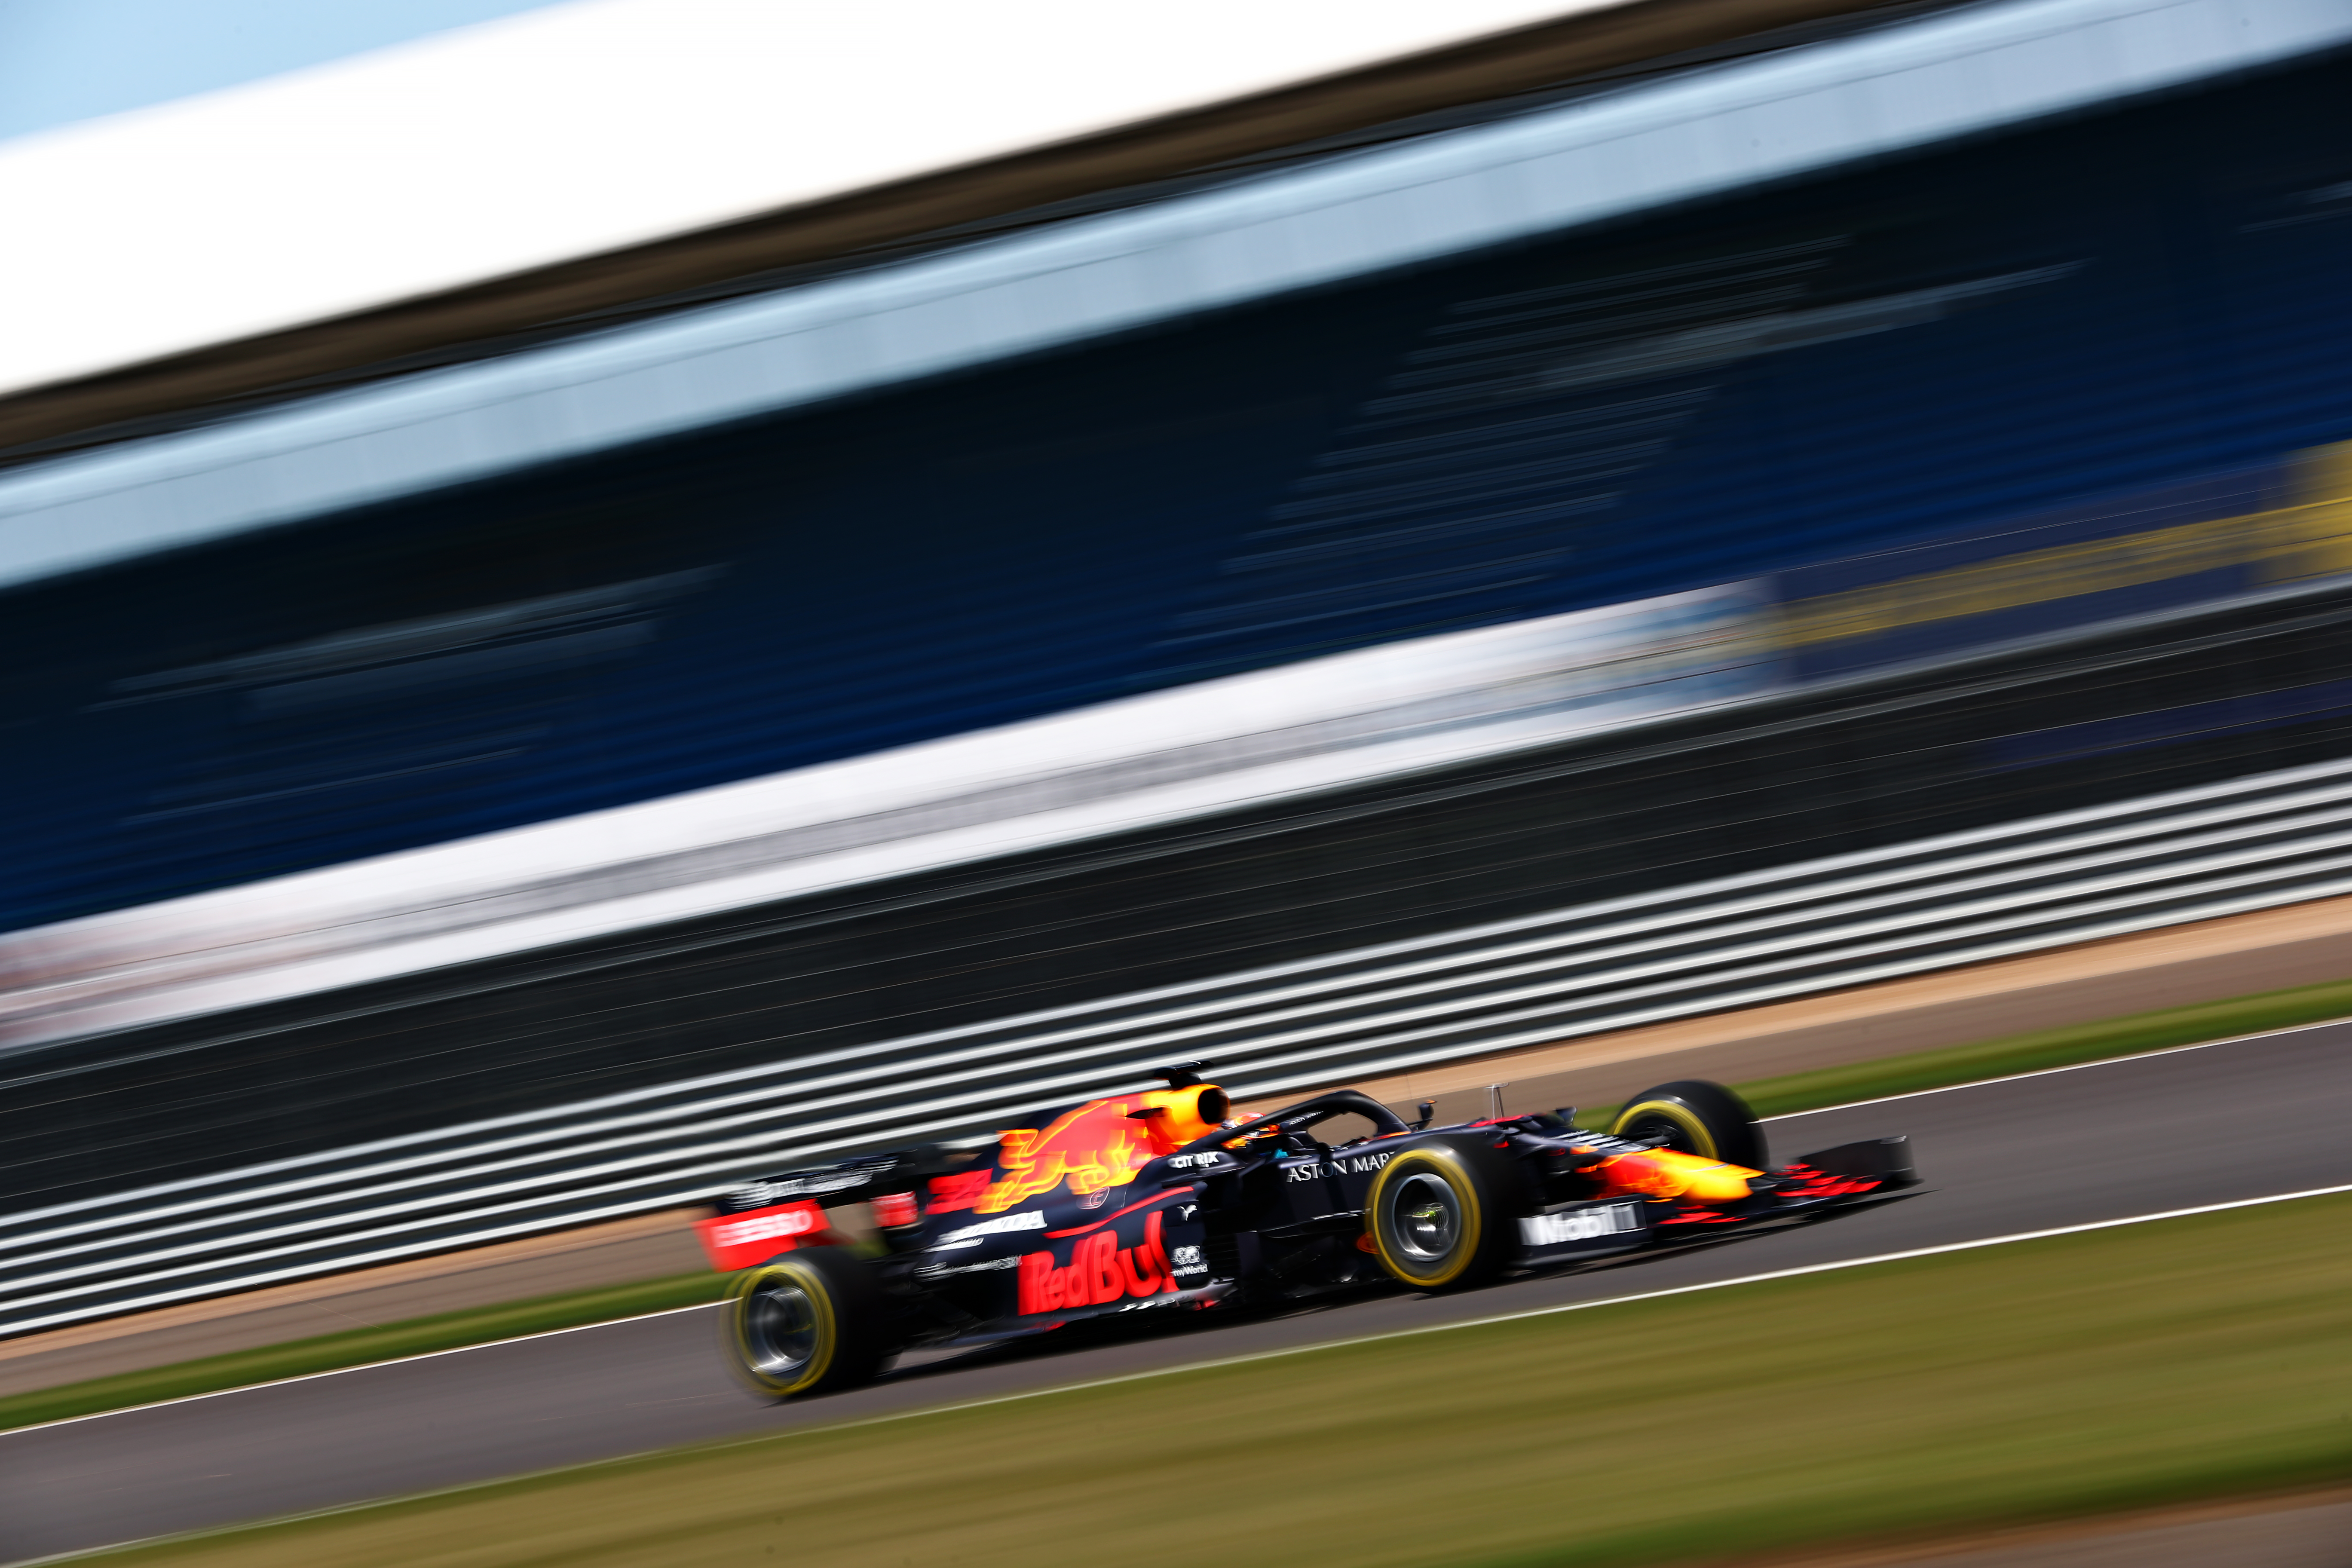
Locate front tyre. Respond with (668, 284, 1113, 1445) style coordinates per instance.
(723, 1246, 888, 1400)
(1611, 1080, 1767, 1170)
(1365, 1138, 1518, 1291)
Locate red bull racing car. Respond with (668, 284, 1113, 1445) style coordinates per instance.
(698, 1067, 1916, 1400)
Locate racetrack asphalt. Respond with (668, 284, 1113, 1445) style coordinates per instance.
(6, 1023, 2349, 1565)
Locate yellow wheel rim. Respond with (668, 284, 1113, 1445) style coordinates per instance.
(1368, 1149, 1483, 1287)
(729, 1259, 838, 1397)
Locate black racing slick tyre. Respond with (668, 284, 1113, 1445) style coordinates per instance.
(723, 1246, 889, 1401)
(1365, 1136, 1519, 1291)
(1611, 1080, 1767, 1170)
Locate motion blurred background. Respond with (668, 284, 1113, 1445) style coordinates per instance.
(1, 1, 2349, 1558)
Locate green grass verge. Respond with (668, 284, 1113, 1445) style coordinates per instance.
(101, 1191, 2352, 1568)
(14, 968, 2349, 1440)
(0, 1270, 730, 1435)
(1562, 968, 2352, 1129)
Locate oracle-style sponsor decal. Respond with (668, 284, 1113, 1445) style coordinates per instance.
(1018, 1211, 1181, 1313)
(726, 1169, 873, 1207)
(935, 1210, 1049, 1248)
(915, 1256, 1021, 1279)
(695, 1200, 825, 1271)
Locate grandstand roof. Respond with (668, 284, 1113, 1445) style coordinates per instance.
(1, 0, 2343, 597)
(0, 0, 1918, 462)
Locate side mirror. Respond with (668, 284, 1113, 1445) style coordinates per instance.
(1411, 1100, 1435, 1131)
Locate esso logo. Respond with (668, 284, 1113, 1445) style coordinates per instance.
(695, 1200, 826, 1271)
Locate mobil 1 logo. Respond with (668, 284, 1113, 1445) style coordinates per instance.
(1516, 1200, 1649, 1256)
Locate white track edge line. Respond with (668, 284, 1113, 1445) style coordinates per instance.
(1760, 1010, 2352, 1119)
(0, 1301, 723, 1439)
(12, 1181, 2351, 1567)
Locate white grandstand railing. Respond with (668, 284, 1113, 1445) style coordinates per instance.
(6, 753, 2352, 1335)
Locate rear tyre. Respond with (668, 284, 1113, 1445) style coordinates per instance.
(1611, 1080, 1767, 1170)
(723, 1246, 889, 1400)
(1365, 1137, 1519, 1291)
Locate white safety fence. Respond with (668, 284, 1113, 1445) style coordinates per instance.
(6, 752, 2352, 1336)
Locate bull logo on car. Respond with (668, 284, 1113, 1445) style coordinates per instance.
(984, 1107, 1145, 1212)
(977, 1087, 1226, 1212)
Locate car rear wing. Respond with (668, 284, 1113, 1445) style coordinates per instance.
(698, 1143, 998, 1271)
(695, 1152, 906, 1270)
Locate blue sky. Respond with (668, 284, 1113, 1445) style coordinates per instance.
(0, 0, 564, 142)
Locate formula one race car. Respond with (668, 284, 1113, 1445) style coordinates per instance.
(698, 1068, 1916, 1399)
